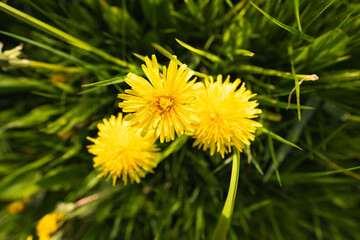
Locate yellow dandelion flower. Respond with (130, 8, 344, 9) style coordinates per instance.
(6, 200, 26, 214)
(192, 75, 262, 158)
(118, 55, 203, 142)
(87, 114, 160, 185)
(36, 211, 64, 240)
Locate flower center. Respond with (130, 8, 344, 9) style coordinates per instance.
(156, 96, 174, 112)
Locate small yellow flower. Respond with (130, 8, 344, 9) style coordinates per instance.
(192, 75, 262, 158)
(118, 55, 203, 142)
(36, 211, 64, 240)
(6, 200, 26, 214)
(87, 114, 160, 185)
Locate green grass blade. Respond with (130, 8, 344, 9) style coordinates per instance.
(293, 0, 302, 32)
(0, 30, 87, 67)
(259, 127, 302, 150)
(267, 136, 282, 187)
(212, 150, 240, 240)
(175, 38, 221, 62)
(0, 2, 133, 69)
(249, 0, 313, 42)
(82, 76, 126, 87)
(150, 43, 208, 78)
(156, 135, 189, 164)
(236, 64, 312, 79)
(288, 45, 302, 121)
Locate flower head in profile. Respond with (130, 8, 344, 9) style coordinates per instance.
(36, 211, 64, 240)
(118, 55, 203, 142)
(87, 114, 160, 185)
(192, 75, 262, 158)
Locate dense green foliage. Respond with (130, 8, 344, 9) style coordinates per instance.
(1, 0, 360, 239)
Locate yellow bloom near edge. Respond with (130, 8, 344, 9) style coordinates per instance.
(36, 211, 64, 240)
(192, 75, 262, 158)
(87, 114, 160, 185)
(118, 55, 203, 143)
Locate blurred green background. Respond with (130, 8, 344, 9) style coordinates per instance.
(1, 0, 360, 239)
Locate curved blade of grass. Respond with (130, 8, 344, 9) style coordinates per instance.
(175, 38, 221, 62)
(0, 2, 134, 69)
(211, 150, 240, 240)
(249, 0, 313, 42)
(259, 127, 302, 150)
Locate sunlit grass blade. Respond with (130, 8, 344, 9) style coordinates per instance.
(249, 0, 313, 42)
(236, 64, 312, 79)
(234, 49, 255, 57)
(175, 38, 221, 62)
(212, 150, 240, 240)
(14, 60, 85, 73)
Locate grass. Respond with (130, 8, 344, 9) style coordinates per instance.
(1, 0, 360, 239)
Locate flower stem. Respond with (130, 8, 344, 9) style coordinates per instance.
(212, 149, 240, 240)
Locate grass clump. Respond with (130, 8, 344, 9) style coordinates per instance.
(0, 0, 360, 239)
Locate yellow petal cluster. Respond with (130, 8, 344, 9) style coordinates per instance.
(192, 75, 262, 157)
(118, 55, 203, 143)
(87, 114, 159, 185)
(36, 211, 64, 240)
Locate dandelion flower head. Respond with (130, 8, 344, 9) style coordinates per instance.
(118, 55, 203, 142)
(192, 75, 262, 158)
(36, 211, 64, 240)
(6, 200, 26, 214)
(87, 114, 160, 185)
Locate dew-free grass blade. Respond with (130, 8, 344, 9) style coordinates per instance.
(0, 2, 134, 69)
(150, 43, 208, 78)
(0, 30, 87, 67)
(82, 76, 126, 87)
(259, 127, 302, 151)
(175, 38, 221, 62)
(267, 136, 282, 187)
(249, 0, 314, 42)
(156, 135, 189, 164)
